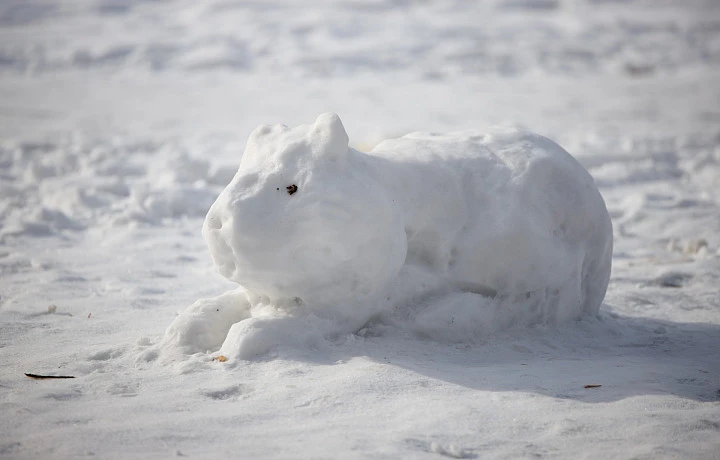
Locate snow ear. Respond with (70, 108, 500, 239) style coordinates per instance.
(243, 123, 290, 166)
(247, 124, 272, 145)
(247, 123, 288, 146)
(312, 113, 349, 158)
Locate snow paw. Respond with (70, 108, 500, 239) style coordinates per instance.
(161, 288, 252, 355)
(218, 314, 327, 361)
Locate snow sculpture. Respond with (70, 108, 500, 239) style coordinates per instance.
(162, 113, 612, 359)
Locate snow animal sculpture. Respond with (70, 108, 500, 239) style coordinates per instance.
(162, 113, 612, 359)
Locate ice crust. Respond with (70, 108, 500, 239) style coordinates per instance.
(163, 113, 612, 359)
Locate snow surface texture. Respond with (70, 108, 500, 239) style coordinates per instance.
(163, 113, 612, 359)
(2, 0, 720, 458)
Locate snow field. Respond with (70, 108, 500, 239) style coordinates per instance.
(1, 0, 720, 458)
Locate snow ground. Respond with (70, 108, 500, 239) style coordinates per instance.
(1, 0, 720, 458)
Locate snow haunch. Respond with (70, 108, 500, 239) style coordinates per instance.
(162, 113, 612, 359)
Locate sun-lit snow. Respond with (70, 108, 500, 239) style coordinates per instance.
(1, 0, 719, 458)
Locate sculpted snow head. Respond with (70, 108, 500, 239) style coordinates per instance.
(202, 113, 407, 312)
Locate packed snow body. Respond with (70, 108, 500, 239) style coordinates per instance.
(164, 113, 612, 358)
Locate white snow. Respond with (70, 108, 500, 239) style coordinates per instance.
(163, 114, 612, 359)
(2, 0, 720, 458)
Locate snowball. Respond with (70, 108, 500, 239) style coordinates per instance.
(163, 113, 612, 359)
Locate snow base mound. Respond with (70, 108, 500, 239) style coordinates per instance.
(160, 113, 612, 360)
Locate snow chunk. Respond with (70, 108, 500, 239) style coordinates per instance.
(163, 113, 612, 359)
